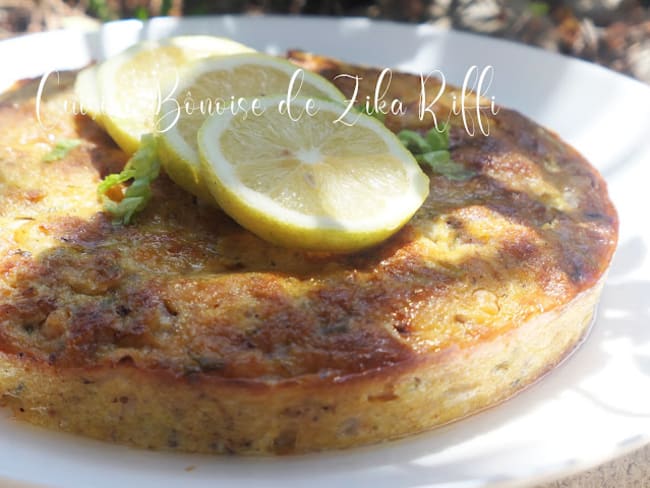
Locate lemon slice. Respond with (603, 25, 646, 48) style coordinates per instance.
(74, 64, 103, 122)
(156, 53, 347, 202)
(96, 36, 255, 154)
(197, 95, 429, 252)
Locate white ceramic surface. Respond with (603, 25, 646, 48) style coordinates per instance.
(0, 15, 649, 488)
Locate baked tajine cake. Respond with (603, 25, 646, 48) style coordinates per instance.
(0, 51, 618, 454)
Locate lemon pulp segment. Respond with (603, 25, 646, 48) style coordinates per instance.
(198, 95, 429, 252)
(157, 53, 347, 201)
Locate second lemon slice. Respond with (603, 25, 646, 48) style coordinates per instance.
(156, 53, 347, 201)
(197, 96, 430, 253)
(95, 36, 255, 154)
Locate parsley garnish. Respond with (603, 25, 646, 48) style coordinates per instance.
(398, 124, 475, 181)
(97, 134, 160, 225)
(42, 138, 82, 162)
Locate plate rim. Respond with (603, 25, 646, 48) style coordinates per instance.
(0, 14, 649, 488)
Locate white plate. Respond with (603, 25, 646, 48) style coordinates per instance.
(1, 15, 649, 488)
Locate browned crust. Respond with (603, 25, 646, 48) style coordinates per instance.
(0, 55, 618, 454)
(0, 277, 601, 454)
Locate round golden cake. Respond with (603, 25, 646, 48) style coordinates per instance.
(0, 54, 617, 455)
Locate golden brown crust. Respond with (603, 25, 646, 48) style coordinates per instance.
(0, 55, 618, 454)
(0, 279, 601, 454)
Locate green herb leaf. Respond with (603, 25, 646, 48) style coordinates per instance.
(97, 134, 160, 225)
(97, 172, 132, 195)
(424, 123, 449, 151)
(42, 139, 82, 163)
(416, 150, 450, 166)
(416, 151, 476, 181)
(398, 124, 476, 181)
(397, 130, 431, 154)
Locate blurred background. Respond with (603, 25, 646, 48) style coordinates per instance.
(0, 0, 648, 83)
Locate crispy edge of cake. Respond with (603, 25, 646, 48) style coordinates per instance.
(0, 276, 602, 454)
